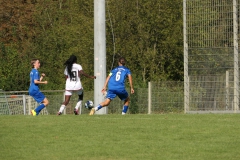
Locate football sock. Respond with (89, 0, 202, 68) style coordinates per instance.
(122, 105, 128, 114)
(95, 105, 103, 111)
(35, 104, 45, 115)
(59, 105, 66, 113)
(75, 101, 82, 110)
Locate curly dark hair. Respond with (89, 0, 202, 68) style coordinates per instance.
(64, 55, 77, 80)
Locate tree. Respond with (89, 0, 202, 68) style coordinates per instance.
(0, 0, 36, 90)
(0, 0, 184, 91)
(106, 0, 183, 86)
(32, 0, 95, 90)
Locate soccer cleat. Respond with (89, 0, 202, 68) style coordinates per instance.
(31, 110, 36, 116)
(74, 108, 79, 115)
(89, 108, 95, 115)
(57, 112, 62, 116)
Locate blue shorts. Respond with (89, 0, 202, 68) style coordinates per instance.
(106, 89, 129, 101)
(29, 90, 46, 103)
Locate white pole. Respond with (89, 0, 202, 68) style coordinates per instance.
(233, 0, 239, 112)
(94, 0, 107, 114)
(183, 0, 189, 113)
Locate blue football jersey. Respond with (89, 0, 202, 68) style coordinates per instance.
(108, 66, 131, 90)
(29, 68, 40, 92)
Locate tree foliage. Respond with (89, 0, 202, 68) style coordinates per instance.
(0, 0, 183, 91)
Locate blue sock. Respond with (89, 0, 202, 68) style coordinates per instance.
(35, 104, 45, 115)
(122, 105, 128, 113)
(96, 105, 102, 111)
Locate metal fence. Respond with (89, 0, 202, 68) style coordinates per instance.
(0, 81, 184, 115)
(183, 0, 240, 113)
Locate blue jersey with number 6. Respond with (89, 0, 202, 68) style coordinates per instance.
(108, 66, 131, 90)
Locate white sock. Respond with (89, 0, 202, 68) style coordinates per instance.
(75, 101, 82, 110)
(59, 105, 66, 113)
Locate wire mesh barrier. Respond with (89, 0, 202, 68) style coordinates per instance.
(189, 74, 234, 112)
(149, 81, 184, 113)
(0, 90, 94, 115)
(183, 0, 240, 113)
(0, 91, 48, 115)
(107, 88, 150, 114)
(0, 91, 49, 115)
(0, 81, 184, 115)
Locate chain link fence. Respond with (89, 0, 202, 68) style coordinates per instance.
(0, 81, 184, 115)
(184, 0, 240, 113)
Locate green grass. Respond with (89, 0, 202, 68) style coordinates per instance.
(1, 114, 240, 160)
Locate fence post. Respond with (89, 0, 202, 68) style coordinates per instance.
(226, 70, 229, 110)
(233, 0, 239, 112)
(28, 96, 31, 115)
(148, 81, 151, 114)
(23, 95, 26, 115)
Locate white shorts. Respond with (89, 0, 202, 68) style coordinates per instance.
(65, 89, 83, 96)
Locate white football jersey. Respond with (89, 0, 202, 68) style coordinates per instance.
(64, 63, 83, 90)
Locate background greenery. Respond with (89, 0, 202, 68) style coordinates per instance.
(0, 0, 183, 91)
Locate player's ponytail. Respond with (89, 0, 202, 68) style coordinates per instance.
(64, 55, 77, 80)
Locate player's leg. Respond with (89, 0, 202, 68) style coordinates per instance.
(98, 98, 111, 110)
(122, 97, 130, 115)
(58, 91, 72, 115)
(74, 90, 83, 115)
(89, 90, 115, 115)
(42, 98, 49, 106)
(35, 97, 49, 115)
(32, 91, 48, 115)
(118, 90, 129, 115)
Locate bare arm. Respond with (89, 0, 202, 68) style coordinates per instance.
(79, 70, 96, 79)
(128, 74, 134, 94)
(34, 73, 48, 84)
(101, 75, 111, 94)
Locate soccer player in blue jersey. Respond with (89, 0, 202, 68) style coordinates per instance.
(89, 57, 134, 115)
(29, 59, 49, 116)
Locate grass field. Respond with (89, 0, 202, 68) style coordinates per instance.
(0, 114, 240, 160)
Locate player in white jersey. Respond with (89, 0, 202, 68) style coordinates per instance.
(65, 63, 83, 91)
(57, 55, 96, 115)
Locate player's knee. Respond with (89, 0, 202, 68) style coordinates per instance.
(63, 101, 69, 106)
(43, 99, 49, 106)
(76, 90, 83, 101)
(125, 97, 130, 103)
(46, 99, 49, 106)
(124, 97, 130, 105)
(105, 101, 110, 106)
(78, 95, 83, 101)
(101, 99, 111, 106)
